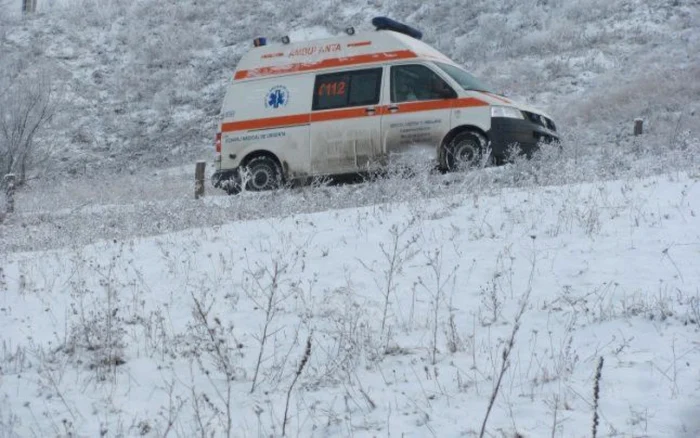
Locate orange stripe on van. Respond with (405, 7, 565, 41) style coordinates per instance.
(234, 49, 417, 80)
(389, 97, 489, 114)
(346, 41, 372, 48)
(311, 107, 372, 122)
(221, 98, 489, 134)
(221, 114, 310, 132)
(454, 97, 490, 108)
(221, 108, 374, 133)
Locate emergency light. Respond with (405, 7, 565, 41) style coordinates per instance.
(371, 17, 423, 40)
(253, 37, 267, 47)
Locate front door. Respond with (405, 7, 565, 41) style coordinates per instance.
(309, 68, 383, 175)
(381, 64, 456, 165)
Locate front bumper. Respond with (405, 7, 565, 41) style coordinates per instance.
(487, 113, 559, 160)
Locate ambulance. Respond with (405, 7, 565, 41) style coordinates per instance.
(211, 17, 559, 193)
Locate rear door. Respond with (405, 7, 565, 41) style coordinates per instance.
(381, 64, 457, 163)
(309, 68, 383, 175)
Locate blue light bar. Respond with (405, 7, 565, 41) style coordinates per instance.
(371, 17, 423, 40)
(253, 37, 267, 47)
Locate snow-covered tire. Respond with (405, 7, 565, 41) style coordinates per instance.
(240, 155, 282, 192)
(443, 131, 489, 172)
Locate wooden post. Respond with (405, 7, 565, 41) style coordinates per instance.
(22, 0, 37, 14)
(634, 118, 643, 136)
(195, 161, 206, 199)
(4, 174, 15, 214)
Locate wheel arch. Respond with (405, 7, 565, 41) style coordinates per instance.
(442, 125, 489, 148)
(240, 149, 285, 178)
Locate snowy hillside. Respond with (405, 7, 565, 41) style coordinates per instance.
(0, 0, 698, 177)
(1, 0, 700, 437)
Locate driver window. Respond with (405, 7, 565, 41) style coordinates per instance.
(390, 64, 456, 103)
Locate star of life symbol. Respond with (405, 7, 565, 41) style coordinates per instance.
(265, 86, 289, 109)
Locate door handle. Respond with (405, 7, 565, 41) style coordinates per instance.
(365, 107, 376, 115)
(388, 105, 399, 113)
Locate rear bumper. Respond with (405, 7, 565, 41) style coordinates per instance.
(487, 116, 559, 160)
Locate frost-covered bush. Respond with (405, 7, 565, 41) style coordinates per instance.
(0, 51, 56, 184)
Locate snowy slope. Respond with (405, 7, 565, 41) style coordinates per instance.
(1, 172, 700, 437)
(1, 0, 698, 177)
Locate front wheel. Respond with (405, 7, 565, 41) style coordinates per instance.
(240, 155, 283, 192)
(443, 131, 490, 172)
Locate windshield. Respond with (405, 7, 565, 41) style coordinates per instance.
(434, 62, 492, 93)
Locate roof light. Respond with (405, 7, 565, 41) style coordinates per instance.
(281, 35, 290, 44)
(345, 26, 355, 36)
(371, 16, 423, 40)
(253, 37, 267, 47)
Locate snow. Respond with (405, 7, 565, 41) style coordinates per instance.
(1, 173, 699, 437)
(2, 0, 700, 436)
(287, 26, 337, 43)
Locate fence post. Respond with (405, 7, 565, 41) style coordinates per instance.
(634, 118, 643, 136)
(22, 0, 37, 14)
(4, 174, 16, 214)
(195, 161, 206, 199)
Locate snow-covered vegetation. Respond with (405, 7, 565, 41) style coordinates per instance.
(1, 0, 699, 437)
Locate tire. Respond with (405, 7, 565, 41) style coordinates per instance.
(240, 155, 282, 192)
(443, 131, 489, 172)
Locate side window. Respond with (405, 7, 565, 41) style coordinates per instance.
(348, 69, 382, 106)
(391, 64, 456, 103)
(313, 68, 382, 111)
(313, 72, 350, 110)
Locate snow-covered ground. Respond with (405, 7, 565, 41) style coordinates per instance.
(2, 170, 699, 437)
(2, 0, 700, 436)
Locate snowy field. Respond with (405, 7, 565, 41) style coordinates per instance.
(1, 0, 700, 436)
(2, 162, 700, 437)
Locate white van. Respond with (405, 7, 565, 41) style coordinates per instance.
(212, 17, 558, 193)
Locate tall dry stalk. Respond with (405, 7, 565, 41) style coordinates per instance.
(592, 356, 604, 438)
(282, 334, 312, 437)
(479, 240, 536, 438)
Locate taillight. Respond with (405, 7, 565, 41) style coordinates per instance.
(215, 132, 222, 153)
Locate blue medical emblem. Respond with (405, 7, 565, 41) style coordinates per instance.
(265, 86, 289, 109)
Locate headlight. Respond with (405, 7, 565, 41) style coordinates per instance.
(491, 106, 524, 119)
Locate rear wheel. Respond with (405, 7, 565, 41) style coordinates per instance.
(443, 131, 489, 172)
(240, 155, 282, 192)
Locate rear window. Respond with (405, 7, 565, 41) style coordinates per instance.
(313, 68, 382, 111)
